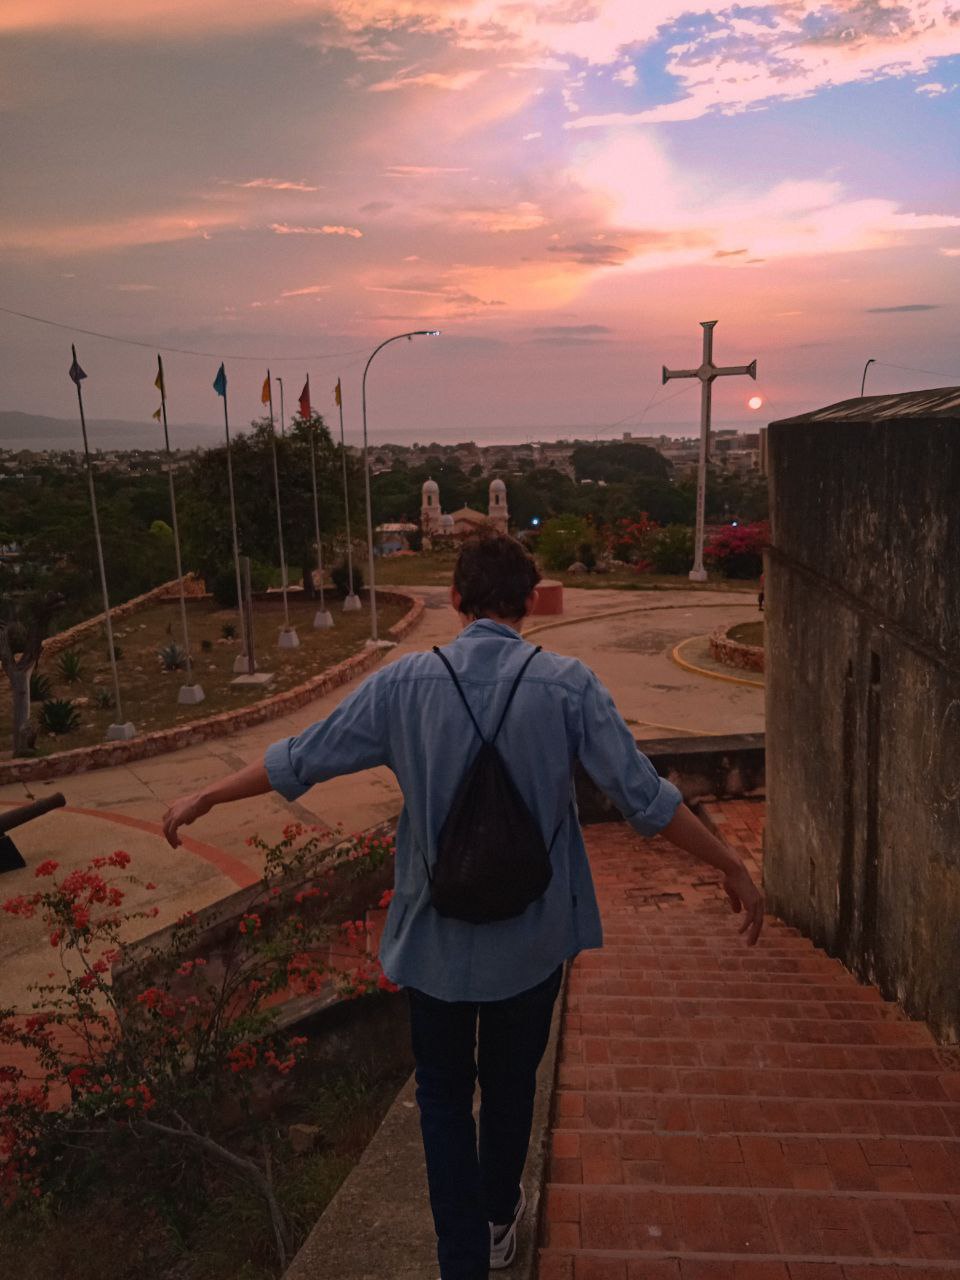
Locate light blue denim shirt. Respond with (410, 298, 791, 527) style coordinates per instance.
(264, 619, 682, 1002)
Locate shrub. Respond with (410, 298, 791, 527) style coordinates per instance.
(93, 688, 114, 711)
(649, 525, 695, 575)
(109, 643, 123, 661)
(331, 561, 363, 599)
(200, 638, 213, 653)
(29, 672, 53, 702)
(704, 520, 769, 579)
(0, 827, 397, 1268)
(56, 650, 83, 685)
(208, 562, 271, 609)
(39, 698, 81, 736)
(605, 514, 660, 564)
(157, 642, 187, 672)
(220, 621, 237, 640)
(537, 515, 592, 571)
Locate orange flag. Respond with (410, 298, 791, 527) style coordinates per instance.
(334, 378, 342, 407)
(261, 373, 271, 405)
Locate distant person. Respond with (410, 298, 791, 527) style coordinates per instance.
(163, 533, 764, 1280)
(758, 571, 765, 612)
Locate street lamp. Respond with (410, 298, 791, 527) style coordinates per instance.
(361, 329, 441, 643)
(860, 358, 875, 397)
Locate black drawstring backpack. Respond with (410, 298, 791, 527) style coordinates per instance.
(425, 644, 556, 924)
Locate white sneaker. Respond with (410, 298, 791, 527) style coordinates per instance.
(489, 1185, 526, 1270)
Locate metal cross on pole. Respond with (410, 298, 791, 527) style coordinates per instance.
(662, 320, 756, 582)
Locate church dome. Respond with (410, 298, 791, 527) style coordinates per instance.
(489, 477, 506, 493)
(422, 478, 440, 495)
(439, 513, 454, 530)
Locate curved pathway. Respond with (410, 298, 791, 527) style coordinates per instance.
(0, 587, 763, 1008)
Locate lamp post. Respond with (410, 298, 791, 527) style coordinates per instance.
(361, 329, 440, 643)
(860, 358, 875, 397)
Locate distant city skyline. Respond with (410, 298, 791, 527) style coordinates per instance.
(1, 2, 957, 437)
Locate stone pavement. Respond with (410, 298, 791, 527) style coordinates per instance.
(0, 587, 761, 1009)
(540, 801, 960, 1279)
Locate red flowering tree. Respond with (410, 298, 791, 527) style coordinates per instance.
(604, 514, 660, 569)
(704, 520, 770, 579)
(0, 825, 396, 1268)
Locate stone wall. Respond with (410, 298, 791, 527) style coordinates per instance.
(0, 591, 424, 786)
(764, 413, 960, 1043)
(709, 625, 765, 672)
(41, 574, 205, 659)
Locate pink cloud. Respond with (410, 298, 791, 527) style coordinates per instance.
(269, 223, 363, 238)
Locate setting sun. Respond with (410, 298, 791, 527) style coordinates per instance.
(748, 396, 764, 410)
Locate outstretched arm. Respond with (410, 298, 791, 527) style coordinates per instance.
(658, 803, 765, 946)
(162, 761, 271, 848)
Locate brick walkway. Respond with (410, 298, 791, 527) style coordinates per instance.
(540, 800, 960, 1280)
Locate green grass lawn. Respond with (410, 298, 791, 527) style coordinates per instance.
(4, 592, 407, 756)
(727, 619, 765, 646)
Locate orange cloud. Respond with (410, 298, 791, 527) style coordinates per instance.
(269, 223, 363, 238)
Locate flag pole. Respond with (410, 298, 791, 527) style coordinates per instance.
(336, 377, 361, 612)
(276, 375, 285, 439)
(266, 370, 299, 649)
(157, 355, 204, 705)
(70, 345, 135, 741)
(305, 374, 333, 629)
(215, 365, 252, 674)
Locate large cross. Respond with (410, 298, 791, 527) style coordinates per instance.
(662, 320, 757, 581)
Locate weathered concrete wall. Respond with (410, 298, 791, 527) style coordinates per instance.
(765, 417, 960, 1044)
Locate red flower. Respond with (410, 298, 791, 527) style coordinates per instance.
(34, 860, 59, 878)
(378, 889, 395, 909)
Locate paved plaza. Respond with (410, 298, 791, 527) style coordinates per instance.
(0, 586, 761, 1010)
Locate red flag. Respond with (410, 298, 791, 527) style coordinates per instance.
(261, 372, 271, 406)
(299, 377, 311, 419)
(334, 378, 341, 407)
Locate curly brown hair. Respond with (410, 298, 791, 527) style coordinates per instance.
(453, 533, 541, 621)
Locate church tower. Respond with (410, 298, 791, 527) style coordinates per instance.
(421, 477, 441, 534)
(488, 477, 508, 533)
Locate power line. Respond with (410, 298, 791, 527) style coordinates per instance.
(593, 380, 697, 439)
(0, 303, 369, 364)
(872, 359, 960, 383)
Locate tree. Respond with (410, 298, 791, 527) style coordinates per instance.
(571, 442, 670, 485)
(0, 591, 63, 756)
(538, 515, 593, 570)
(704, 520, 769, 578)
(649, 525, 695, 575)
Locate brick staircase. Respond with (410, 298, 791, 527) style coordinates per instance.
(540, 802, 960, 1279)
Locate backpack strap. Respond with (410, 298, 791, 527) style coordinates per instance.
(490, 646, 542, 745)
(432, 644, 542, 746)
(433, 646, 486, 742)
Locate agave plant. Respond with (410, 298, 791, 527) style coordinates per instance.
(40, 698, 81, 736)
(93, 687, 115, 711)
(158, 641, 188, 672)
(220, 621, 237, 640)
(57, 650, 83, 684)
(30, 671, 53, 702)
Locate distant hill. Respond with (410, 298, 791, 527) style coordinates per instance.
(0, 410, 223, 452)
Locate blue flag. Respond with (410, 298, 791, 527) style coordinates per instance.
(68, 356, 86, 385)
(213, 363, 227, 397)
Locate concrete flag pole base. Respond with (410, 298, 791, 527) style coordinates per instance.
(688, 568, 708, 583)
(232, 671, 274, 687)
(364, 638, 396, 651)
(233, 652, 257, 674)
(105, 722, 137, 742)
(177, 685, 205, 706)
(278, 627, 300, 650)
(313, 610, 334, 630)
(342, 594, 362, 613)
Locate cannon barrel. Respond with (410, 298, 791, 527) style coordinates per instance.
(0, 793, 66, 835)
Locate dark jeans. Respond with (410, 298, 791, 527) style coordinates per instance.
(408, 965, 563, 1280)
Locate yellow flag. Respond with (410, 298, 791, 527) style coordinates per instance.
(334, 379, 341, 407)
(155, 369, 164, 395)
(261, 374, 271, 405)
(152, 407, 162, 422)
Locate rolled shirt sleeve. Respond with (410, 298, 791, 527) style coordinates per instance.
(577, 671, 682, 835)
(264, 668, 393, 801)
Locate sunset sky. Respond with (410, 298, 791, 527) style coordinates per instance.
(1, 0, 958, 442)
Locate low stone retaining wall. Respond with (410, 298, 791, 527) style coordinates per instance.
(575, 732, 765, 823)
(0, 590, 424, 786)
(709, 623, 765, 672)
(42, 574, 206, 659)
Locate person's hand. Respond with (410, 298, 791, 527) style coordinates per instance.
(162, 792, 212, 848)
(722, 859, 765, 946)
